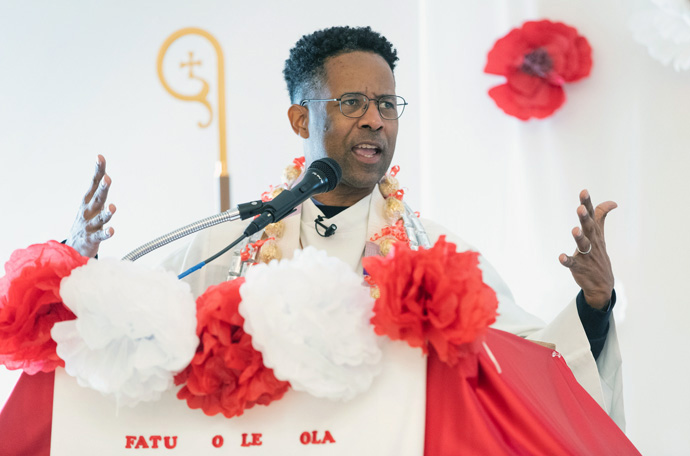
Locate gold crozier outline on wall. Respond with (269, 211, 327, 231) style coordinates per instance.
(156, 27, 230, 211)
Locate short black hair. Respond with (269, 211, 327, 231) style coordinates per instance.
(283, 26, 399, 103)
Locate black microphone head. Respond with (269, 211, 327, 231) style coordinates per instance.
(308, 157, 342, 192)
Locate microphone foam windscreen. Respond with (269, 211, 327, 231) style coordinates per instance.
(309, 158, 342, 192)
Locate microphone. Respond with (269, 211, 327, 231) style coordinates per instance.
(314, 215, 337, 237)
(243, 157, 342, 237)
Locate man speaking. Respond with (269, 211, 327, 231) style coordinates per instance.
(65, 25, 625, 450)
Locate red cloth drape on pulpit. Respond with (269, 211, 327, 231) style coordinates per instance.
(425, 328, 640, 455)
(0, 370, 53, 456)
(0, 329, 639, 455)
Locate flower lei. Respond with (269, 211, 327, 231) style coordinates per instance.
(245, 160, 411, 267)
(241, 157, 306, 266)
(0, 161, 499, 418)
(371, 165, 411, 256)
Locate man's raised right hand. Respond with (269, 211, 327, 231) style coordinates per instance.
(66, 155, 116, 257)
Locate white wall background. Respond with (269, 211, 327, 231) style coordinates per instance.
(1, 0, 688, 454)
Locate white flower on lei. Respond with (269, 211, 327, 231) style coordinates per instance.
(239, 247, 382, 401)
(52, 258, 198, 407)
(630, 0, 690, 71)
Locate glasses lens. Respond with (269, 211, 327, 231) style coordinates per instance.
(378, 96, 405, 120)
(339, 94, 368, 117)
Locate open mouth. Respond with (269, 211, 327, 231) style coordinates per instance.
(352, 143, 381, 161)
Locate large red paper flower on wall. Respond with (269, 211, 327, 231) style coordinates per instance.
(485, 20, 593, 120)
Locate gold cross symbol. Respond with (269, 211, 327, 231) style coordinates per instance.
(180, 51, 202, 78)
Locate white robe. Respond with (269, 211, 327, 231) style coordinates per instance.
(162, 189, 625, 430)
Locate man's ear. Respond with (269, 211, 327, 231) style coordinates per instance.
(287, 104, 310, 138)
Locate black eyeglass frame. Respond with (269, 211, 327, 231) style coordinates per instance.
(300, 92, 408, 120)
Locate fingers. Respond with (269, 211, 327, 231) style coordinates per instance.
(96, 227, 115, 241)
(562, 191, 616, 304)
(580, 189, 618, 225)
(577, 204, 596, 238)
(84, 155, 107, 204)
(92, 174, 111, 209)
(86, 204, 116, 231)
(84, 173, 111, 219)
(579, 189, 595, 217)
(594, 201, 618, 230)
(68, 156, 114, 258)
(571, 226, 591, 255)
(559, 253, 575, 268)
(88, 226, 114, 245)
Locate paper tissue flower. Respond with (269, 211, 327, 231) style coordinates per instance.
(0, 241, 87, 374)
(363, 236, 498, 366)
(52, 258, 198, 407)
(175, 278, 289, 418)
(239, 247, 383, 401)
(485, 20, 593, 120)
(630, 0, 690, 71)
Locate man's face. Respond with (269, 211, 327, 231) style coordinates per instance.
(304, 51, 398, 198)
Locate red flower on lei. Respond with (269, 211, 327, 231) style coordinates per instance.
(485, 20, 593, 120)
(362, 236, 498, 366)
(175, 278, 289, 418)
(0, 241, 88, 374)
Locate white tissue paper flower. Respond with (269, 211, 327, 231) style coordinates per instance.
(630, 0, 690, 71)
(239, 247, 382, 401)
(52, 258, 198, 407)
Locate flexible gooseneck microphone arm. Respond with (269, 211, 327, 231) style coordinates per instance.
(177, 157, 341, 279)
(122, 158, 342, 281)
(120, 200, 265, 262)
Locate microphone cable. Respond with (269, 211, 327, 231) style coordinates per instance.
(177, 232, 247, 279)
(177, 158, 342, 279)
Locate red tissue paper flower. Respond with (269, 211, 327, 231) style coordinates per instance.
(0, 241, 88, 374)
(362, 236, 498, 366)
(484, 20, 593, 120)
(175, 278, 290, 418)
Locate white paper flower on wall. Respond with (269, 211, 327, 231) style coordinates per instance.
(630, 0, 690, 71)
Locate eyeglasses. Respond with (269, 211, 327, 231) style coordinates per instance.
(300, 93, 408, 120)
